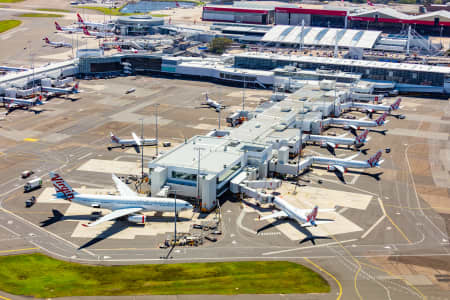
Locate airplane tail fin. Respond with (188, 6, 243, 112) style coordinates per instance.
(117, 46, 122, 52)
(390, 98, 401, 111)
(367, 0, 374, 6)
(50, 172, 78, 201)
(54, 21, 62, 31)
(176, 1, 180, 7)
(72, 82, 79, 93)
(77, 13, 84, 23)
(44, 37, 50, 44)
(375, 112, 388, 126)
(82, 26, 90, 36)
(367, 150, 382, 167)
(306, 206, 319, 226)
(355, 129, 369, 144)
(110, 132, 120, 143)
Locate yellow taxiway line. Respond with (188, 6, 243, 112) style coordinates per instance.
(304, 258, 343, 300)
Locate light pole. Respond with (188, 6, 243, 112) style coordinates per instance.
(242, 72, 246, 112)
(218, 107, 221, 129)
(194, 147, 205, 208)
(154, 103, 160, 157)
(140, 118, 144, 179)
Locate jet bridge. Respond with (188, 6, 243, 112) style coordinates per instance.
(230, 172, 281, 204)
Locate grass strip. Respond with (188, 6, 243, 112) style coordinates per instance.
(0, 254, 330, 298)
(18, 13, 63, 18)
(0, 19, 21, 33)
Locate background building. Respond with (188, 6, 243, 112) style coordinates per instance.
(115, 15, 165, 35)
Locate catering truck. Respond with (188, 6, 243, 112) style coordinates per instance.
(24, 178, 42, 192)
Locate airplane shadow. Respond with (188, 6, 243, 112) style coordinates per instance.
(312, 166, 383, 184)
(40, 209, 92, 227)
(78, 220, 132, 249)
(257, 218, 332, 245)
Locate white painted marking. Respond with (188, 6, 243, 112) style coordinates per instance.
(361, 215, 386, 239)
(262, 238, 358, 256)
(78, 152, 92, 160)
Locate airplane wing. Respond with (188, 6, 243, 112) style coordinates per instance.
(131, 132, 141, 146)
(301, 220, 334, 227)
(260, 210, 288, 221)
(334, 165, 346, 174)
(112, 174, 137, 197)
(337, 133, 348, 138)
(344, 152, 360, 161)
(83, 207, 143, 227)
(326, 141, 336, 149)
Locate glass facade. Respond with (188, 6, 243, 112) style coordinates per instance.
(234, 56, 446, 86)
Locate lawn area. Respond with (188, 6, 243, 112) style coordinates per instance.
(0, 254, 330, 298)
(18, 13, 63, 18)
(78, 6, 168, 17)
(0, 19, 21, 33)
(0, 0, 24, 3)
(35, 8, 72, 13)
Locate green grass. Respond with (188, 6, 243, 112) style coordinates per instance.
(18, 13, 63, 18)
(0, 0, 24, 3)
(35, 8, 71, 13)
(151, 14, 170, 17)
(0, 19, 21, 33)
(0, 254, 329, 298)
(78, 6, 133, 16)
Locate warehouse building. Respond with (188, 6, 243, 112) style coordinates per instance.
(202, 5, 275, 24)
(274, 6, 450, 36)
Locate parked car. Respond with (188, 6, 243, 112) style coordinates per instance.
(24, 178, 42, 193)
(212, 230, 222, 235)
(25, 196, 36, 208)
(205, 236, 217, 242)
(193, 224, 203, 229)
(21, 170, 34, 179)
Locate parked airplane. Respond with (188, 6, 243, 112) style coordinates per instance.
(82, 26, 114, 38)
(41, 82, 79, 97)
(305, 129, 369, 153)
(260, 199, 335, 227)
(314, 150, 383, 175)
(77, 13, 114, 31)
(352, 98, 402, 118)
(50, 172, 193, 227)
(43, 37, 72, 48)
(110, 132, 157, 151)
(1, 96, 44, 112)
(329, 112, 389, 135)
(54, 21, 81, 33)
(117, 46, 147, 54)
(200, 92, 225, 112)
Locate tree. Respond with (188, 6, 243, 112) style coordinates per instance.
(209, 37, 233, 54)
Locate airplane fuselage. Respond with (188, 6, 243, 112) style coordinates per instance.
(113, 138, 157, 146)
(273, 197, 307, 224)
(313, 156, 370, 169)
(305, 134, 361, 146)
(70, 194, 191, 213)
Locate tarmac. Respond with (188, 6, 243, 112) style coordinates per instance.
(0, 3, 449, 300)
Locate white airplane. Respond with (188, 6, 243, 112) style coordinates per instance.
(77, 13, 114, 31)
(41, 82, 79, 97)
(82, 26, 114, 38)
(43, 37, 72, 48)
(110, 132, 157, 150)
(50, 172, 193, 227)
(352, 98, 402, 117)
(54, 21, 81, 33)
(330, 112, 389, 134)
(201, 92, 225, 112)
(117, 46, 147, 54)
(261, 200, 335, 227)
(314, 150, 383, 175)
(2, 96, 44, 110)
(305, 129, 370, 151)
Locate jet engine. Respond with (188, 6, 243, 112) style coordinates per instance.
(127, 215, 146, 224)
